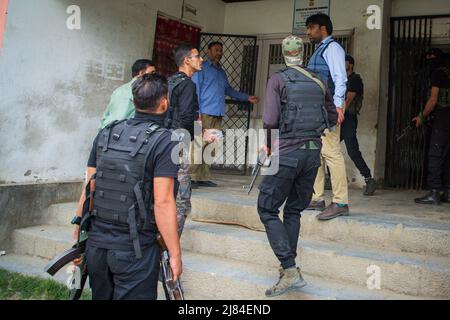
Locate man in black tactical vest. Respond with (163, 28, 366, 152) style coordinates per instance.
(167, 44, 203, 235)
(257, 36, 337, 297)
(414, 48, 450, 205)
(73, 74, 182, 300)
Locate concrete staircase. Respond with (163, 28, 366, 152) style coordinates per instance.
(1, 193, 450, 300)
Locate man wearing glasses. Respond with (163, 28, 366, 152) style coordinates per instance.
(167, 44, 203, 234)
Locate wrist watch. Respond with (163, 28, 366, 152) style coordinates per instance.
(71, 216, 82, 226)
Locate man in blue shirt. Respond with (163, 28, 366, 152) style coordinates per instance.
(191, 41, 259, 187)
(305, 13, 350, 221)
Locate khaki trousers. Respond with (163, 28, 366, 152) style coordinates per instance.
(312, 126, 349, 204)
(189, 114, 223, 182)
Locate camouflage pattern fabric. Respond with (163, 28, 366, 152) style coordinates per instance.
(176, 161, 192, 236)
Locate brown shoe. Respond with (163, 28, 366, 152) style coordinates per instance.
(317, 203, 349, 221)
(307, 200, 326, 211)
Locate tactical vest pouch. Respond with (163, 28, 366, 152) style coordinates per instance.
(93, 121, 167, 259)
(278, 68, 328, 139)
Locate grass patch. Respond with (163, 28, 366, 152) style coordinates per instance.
(0, 269, 91, 300)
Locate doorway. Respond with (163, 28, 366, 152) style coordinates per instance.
(198, 32, 258, 174)
(152, 14, 201, 77)
(385, 15, 450, 190)
(254, 32, 354, 118)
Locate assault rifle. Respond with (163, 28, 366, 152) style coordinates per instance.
(157, 234, 184, 300)
(44, 176, 95, 300)
(244, 149, 268, 195)
(396, 123, 414, 142)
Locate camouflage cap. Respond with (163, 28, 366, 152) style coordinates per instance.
(282, 35, 304, 66)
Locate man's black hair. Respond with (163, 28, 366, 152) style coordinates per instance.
(174, 44, 197, 67)
(346, 55, 355, 66)
(208, 41, 223, 50)
(131, 59, 155, 78)
(305, 13, 333, 35)
(132, 73, 168, 111)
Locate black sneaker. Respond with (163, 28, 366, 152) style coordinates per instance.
(191, 181, 200, 188)
(414, 189, 440, 205)
(198, 181, 218, 187)
(364, 178, 377, 196)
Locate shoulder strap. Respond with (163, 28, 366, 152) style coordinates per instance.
(289, 65, 326, 95)
(100, 120, 127, 152)
(320, 38, 338, 59)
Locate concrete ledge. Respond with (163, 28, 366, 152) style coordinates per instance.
(0, 181, 82, 249)
(182, 221, 450, 298)
(191, 193, 450, 258)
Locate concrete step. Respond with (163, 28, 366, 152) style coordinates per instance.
(41, 202, 78, 227)
(7, 223, 443, 300)
(181, 252, 426, 300)
(12, 225, 73, 260)
(0, 253, 167, 300)
(0, 251, 422, 300)
(190, 191, 450, 258)
(0, 254, 69, 284)
(182, 221, 450, 298)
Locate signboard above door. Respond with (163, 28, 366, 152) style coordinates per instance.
(293, 0, 330, 35)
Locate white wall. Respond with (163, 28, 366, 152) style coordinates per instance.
(0, 0, 225, 183)
(224, 0, 386, 188)
(392, 0, 450, 17)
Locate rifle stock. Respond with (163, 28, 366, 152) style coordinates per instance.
(44, 176, 95, 300)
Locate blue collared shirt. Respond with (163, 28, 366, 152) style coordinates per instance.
(320, 36, 347, 108)
(192, 60, 249, 116)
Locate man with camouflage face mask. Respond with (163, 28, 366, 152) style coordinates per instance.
(257, 35, 337, 297)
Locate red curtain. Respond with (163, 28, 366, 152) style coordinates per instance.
(152, 16, 201, 77)
(0, 0, 9, 49)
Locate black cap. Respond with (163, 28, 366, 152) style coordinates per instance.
(345, 54, 355, 65)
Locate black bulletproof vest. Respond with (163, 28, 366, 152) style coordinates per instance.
(93, 119, 167, 259)
(165, 73, 189, 129)
(278, 68, 328, 139)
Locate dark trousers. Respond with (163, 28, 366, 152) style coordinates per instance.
(340, 113, 372, 179)
(257, 148, 321, 269)
(85, 243, 160, 300)
(427, 108, 450, 189)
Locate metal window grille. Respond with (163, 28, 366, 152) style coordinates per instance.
(199, 33, 258, 174)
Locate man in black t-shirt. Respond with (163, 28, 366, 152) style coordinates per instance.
(167, 44, 203, 235)
(340, 55, 376, 196)
(72, 74, 182, 300)
(414, 48, 450, 205)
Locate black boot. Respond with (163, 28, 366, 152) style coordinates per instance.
(414, 189, 440, 205)
(441, 189, 450, 203)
